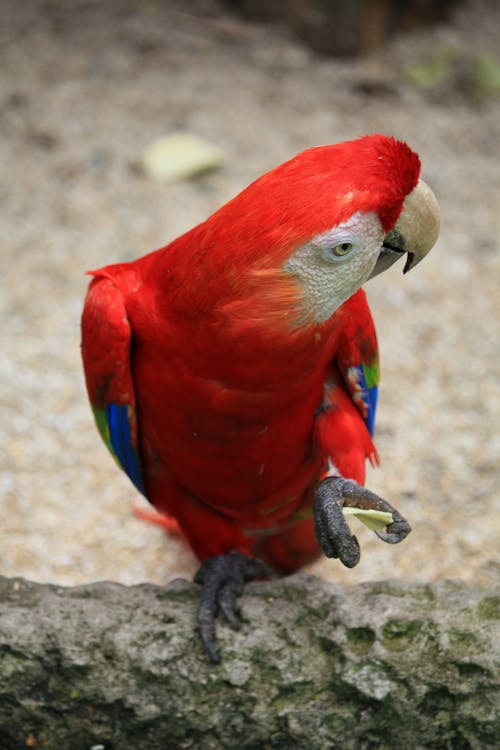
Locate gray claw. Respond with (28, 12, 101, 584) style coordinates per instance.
(194, 551, 274, 664)
(375, 513, 411, 544)
(314, 479, 361, 568)
(314, 476, 411, 568)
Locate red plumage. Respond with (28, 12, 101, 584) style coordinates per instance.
(81, 134, 420, 572)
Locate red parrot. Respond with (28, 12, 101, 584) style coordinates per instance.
(81, 134, 439, 661)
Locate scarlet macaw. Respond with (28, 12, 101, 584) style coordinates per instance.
(81, 134, 439, 661)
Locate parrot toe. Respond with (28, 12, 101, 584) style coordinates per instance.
(375, 512, 412, 544)
(194, 550, 274, 664)
(313, 479, 361, 567)
(313, 476, 411, 567)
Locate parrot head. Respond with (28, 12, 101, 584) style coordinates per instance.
(279, 135, 440, 323)
(191, 134, 440, 327)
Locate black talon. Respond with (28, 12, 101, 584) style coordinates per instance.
(194, 550, 274, 663)
(313, 476, 411, 568)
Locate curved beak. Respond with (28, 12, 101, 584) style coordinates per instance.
(369, 179, 440, 279)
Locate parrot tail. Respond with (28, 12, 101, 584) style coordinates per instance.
(132, 502, 182, 537)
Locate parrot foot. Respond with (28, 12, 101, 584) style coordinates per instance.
(314, 476, 411, 568)
(194, 550, 274, 664)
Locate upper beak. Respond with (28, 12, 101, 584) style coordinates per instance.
(369, 179, 440, 279)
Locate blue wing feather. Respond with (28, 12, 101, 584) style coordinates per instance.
(352, 364, 378, 437)
(106, 403, 146, 495)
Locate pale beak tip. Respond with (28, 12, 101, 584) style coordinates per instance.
(397, 178, 440, 273)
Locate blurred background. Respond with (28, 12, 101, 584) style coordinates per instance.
(1, 0, 499, 588)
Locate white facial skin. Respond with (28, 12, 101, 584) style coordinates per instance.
(283, 211, 384, 324)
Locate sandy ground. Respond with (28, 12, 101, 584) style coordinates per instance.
(1, 0, 499, 590)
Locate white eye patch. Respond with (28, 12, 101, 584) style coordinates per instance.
(283, 211, 384, 324)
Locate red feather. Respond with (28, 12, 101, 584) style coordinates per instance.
(81, 134, 420, 571)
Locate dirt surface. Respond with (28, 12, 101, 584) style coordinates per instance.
(1, 0, 499, 589)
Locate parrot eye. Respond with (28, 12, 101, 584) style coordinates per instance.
(332, 241, 353, 257)
(309, 224, 361, 264)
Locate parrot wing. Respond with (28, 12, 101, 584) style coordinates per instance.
(315, 289, 380, 485)
(335, 289, 380, 438)
(81, 274, 146, 496)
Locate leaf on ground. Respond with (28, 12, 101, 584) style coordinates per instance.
(141, 132, 225, 182)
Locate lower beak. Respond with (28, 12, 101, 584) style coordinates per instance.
(369, 179, 440, 279)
